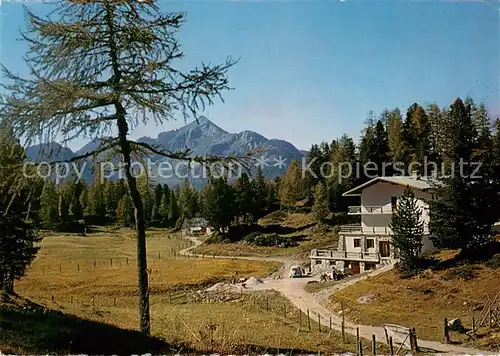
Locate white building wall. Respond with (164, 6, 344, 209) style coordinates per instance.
(361, 182, 431, 233)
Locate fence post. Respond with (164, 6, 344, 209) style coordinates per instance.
(59, 265, 62, 272)
(70, 296, 73, 304)
(356, 327, 360, 353)
(472, 316, 476, 333)
(126, 257, 129, 265)
(266, 296, 269, 311)
(358, 340, 363, 356)
(283, 303, 286, 319)
(77, 264, 80, 271)
(110, 258, 113, 267)
(94, 260, 96, 268)
(299, 309, 302, 327)
(318, 314, 321, 332)
(389, 336, 394, 356)
(307, 309, 311, 331)
(371, 334, 376, 355)
(443, 317, 450, 344)
(341, 321, 345, 343)
(329, 317, 332, 333)
(113, 297, 116, 307)
(410, 327, 418, 352)
(51, 295, 54, 302)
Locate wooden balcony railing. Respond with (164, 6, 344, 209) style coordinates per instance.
(310, 249, 380, 262)
(339, 225, 392, 235)
(348, 205, 393, 215)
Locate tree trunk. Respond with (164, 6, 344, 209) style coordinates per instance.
(117, 106, 150, 335)
(104, 0, 150, 335)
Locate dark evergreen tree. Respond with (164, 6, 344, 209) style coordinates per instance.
(168, 190, 180, 227)
(0, 126, 41, 294)
(39, 181, 59, 229)
(429, 98, 497, 257)
(203, 177, 235, 234)
(389, 186, 424, 272)
(235, 172, 255, 223)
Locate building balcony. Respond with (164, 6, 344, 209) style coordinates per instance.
(348, 205, 394, 215)
(339, 224, 393, 235)
(310, 249, 380, 262)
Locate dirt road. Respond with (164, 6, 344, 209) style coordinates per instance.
(180, 236, 491, 354)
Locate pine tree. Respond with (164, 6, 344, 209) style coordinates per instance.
(116, 194, 134, 227)
(429, 98, 497, 257)
(235, 172, 255, 223)
(1, 0, 237, 334)
(203, 177, 235, 234)
(0, 125, 42, 294)
(154, 184, 164, 210)
(253, 167, 269, 215)
(312, 183, 329, 225)
(179, 179, 198, 220)
(389, 186, 424, 273)
(88, 180, 106, 221)
(71, 181, 84, 221)
(372, 120, 390, 173)
(159, 192, 170, 222)
(168, 191, 180, 227)
(39, 181, 59, 229)
(79, 187, 89, 217)
(103, 180, 118, 217)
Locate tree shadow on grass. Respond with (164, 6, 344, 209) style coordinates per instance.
(425, 241, 500, 271)
(0, 296, 185, 354)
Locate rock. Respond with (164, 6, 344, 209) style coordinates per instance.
(447, 318, 466, 333)
(357, 293, 376, 304)
(462, 301, 468, 306)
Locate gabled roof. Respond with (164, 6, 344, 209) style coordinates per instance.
(342, 176, 439, 197)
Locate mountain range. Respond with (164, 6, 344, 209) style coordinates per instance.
(26, 116, 305, 187)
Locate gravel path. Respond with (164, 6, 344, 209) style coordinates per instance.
(179, 235, 491, 355)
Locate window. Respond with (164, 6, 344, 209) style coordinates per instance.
(354, 238, 361, 248)
(316, 260, 322, 265)
(367, 239, 375, 249)
(329, 260, 335, 266)
(391, 196, 398, 212)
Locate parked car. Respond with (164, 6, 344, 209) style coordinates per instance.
(289, 265, 305, 278)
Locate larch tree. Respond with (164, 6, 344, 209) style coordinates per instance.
(0, 0, 244, 334)
(386, 108, 405, 163)
(312, 183, 329, 226)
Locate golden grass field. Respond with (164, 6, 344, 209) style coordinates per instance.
(6, 227, 380, 354)
(326, 251, 500, 351)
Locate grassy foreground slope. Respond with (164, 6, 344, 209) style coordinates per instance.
(8, 227, 374, 354)
(326, 250, 500, 351)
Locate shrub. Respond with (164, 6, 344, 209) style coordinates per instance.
(486, 253, 500, 269)
(442, 265, 477, 281)
(242, 233, 298, 247)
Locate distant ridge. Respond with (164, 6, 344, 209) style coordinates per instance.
(26, 116, 304, 187)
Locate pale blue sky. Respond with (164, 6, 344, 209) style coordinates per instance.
(1, 0, 498, 150)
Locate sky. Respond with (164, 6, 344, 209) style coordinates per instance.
(0, 0, 498, 151)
